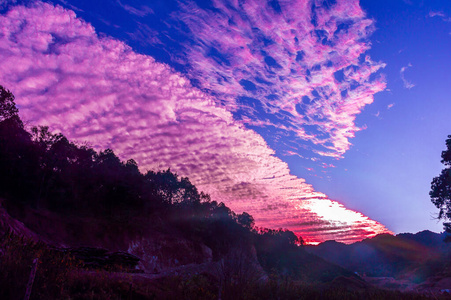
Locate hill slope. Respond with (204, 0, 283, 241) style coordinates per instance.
(306, 231, 451, 282)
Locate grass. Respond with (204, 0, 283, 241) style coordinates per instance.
(1, 231, 449, 300)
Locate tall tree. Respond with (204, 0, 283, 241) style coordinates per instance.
(430, 135, 451, 233)
(0, 85, 19, 122)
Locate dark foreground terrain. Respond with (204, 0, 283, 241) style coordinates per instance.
(2, 194, 451, 300)
(1, 85, 451, 299)
(2, 229, 450, 300)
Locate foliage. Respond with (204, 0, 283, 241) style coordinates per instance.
(0, 85, 18, 122)
(430, 135, 451, 233)
(0, 86, 389, 298)
(0, 230, 82, 299)
(0, 114, 206, 221)
(237, 211, 255, 229)
(0, 86, 298, 261)
(254, 228, 322, 280)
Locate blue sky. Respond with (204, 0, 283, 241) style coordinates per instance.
(0, 0, 449, 242)
(300, 0, 451, 233)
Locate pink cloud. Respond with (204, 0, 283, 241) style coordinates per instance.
(321, 163, 336, 169)
(116, 0, 153, 17)
(428, 11, 446, 18)
(170, 0, 387, 158)
(0, 2, 391, 244)
(400, 63, 415, 89)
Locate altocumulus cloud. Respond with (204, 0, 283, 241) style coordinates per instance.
(148, 0, 388, 158)
(0, 2, 391, 243)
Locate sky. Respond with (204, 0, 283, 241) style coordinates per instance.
(0, 0, 449, 244)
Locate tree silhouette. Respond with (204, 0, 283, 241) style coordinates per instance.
(430, 135, 451, 233)
(237, 212, 255, 229)
(0, 85, 316, 277)
(0, 85, 18, 122)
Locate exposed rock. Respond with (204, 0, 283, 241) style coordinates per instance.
(58, 246, 140, 271)
(128, 233, 213, 273)
(0, 200, 42, 243)
(215, 245, 268, 286)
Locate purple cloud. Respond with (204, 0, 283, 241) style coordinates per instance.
(116, 0, 153, 17)
(429, 11, 446, 18)
(0, 2, 391, 244)
(163, 0, 387, 158)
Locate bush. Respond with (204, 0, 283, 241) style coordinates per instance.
(0, 231, 80, 299)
